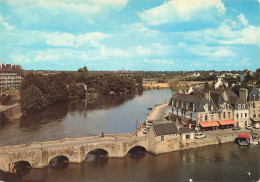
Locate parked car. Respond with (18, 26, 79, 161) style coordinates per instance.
(253, 124, 259, 129)
(143, 128, 149, 134)
(232, 126, 241, 131)
(195, 133, 206, 139)
(148, 120, 153, 124)
(246, 125, 252, 130)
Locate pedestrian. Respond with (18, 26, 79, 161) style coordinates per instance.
(101, 132, 104, 138)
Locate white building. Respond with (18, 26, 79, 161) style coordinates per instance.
(0, 63, 22, 90)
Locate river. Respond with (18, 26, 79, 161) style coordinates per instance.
(0, 90, 171, 146)
(0, 90, 259, 181)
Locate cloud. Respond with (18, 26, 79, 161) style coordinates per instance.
(237, 14, 248, 26)
(5, 0, 128, 12)
(186, 44, 235, 58)
(219, 26, 260, 47)
(139, 0, 226, 25)
(44, 31, 111, 47)
(0, 13, 15, 30)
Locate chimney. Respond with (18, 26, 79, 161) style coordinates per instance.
(222, 90, 228, 102)
(205, 90, 211, 101)
(239, 88, 248, 102)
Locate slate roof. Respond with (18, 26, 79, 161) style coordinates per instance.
(179, 127, 193, 134)
(172, 93, 214, 112)
(0, 64, 19, 74)
(248, 87, 260, 101)
(172, 93, 211, 104)
(152, 123, 179, 136)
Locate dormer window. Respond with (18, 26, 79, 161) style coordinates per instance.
(227, 104, 229, 109)
(238, 104, 241, 109)
(253, 95, 256, 100)
(242, 104, 245, 109)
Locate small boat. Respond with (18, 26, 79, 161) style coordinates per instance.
(249, 137, 259, 145)
(148, 107, 152, 110)
(237, 134, 250, 146)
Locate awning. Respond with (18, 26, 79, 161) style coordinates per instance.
(250, 118, 260, 122)
(238, 134, 249, 139)
(200, 121, 220, 128)
(218, 119, 235, 126)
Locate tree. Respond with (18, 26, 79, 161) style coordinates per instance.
(20, 85, 46, 112)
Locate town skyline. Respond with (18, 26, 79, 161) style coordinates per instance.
(0, 0, 259, 71)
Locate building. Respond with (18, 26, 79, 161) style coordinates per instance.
(246, 87, 260, 123)
(168, 89, 249, 129)
(0, 63, 22, 90)
(168, 93, 217, 127)
(215, 77, 228, 89)
(232, 87, 260, 124)
(148, 123, 180, 154)
(179, 128, 195, 144)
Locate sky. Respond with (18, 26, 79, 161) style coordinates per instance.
(0, 0, 259, 71)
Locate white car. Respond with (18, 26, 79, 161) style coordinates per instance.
(195, 133, 206, 139)
(143, 128, 149, 134)
(246, 125, 252, 130)
(253, 124, 259, 129)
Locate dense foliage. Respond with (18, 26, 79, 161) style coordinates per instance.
(20, 67, 141, 112)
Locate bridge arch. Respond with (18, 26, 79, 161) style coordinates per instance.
(13, 160, 32, 176)
(85, 148, 109, 162)
(13, 160, 32, 169)
(49, 155, 69, 168)
(127, 145, 147, 154)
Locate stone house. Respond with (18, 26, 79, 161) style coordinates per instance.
(247, 87, 260, 123)
(168, 93, 217, 127)
(234, 87, 260, 124)
(179, 128, 195, 144)
(147, 123, 180, 154)
(215, 77, 228, 89)
(168, 89, 250, 129)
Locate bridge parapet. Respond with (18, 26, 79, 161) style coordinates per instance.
(0, 135, 148, 171)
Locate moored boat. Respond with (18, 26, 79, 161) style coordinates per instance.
(237, 134, 250, 146)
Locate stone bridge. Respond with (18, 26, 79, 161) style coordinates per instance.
(0, 133, 148, 170)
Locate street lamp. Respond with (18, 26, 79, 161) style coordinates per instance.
(136, 120, 138, 136)
(247, 172, 251, 181)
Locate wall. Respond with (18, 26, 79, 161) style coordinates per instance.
(0, 104, 21, 124)
(233, 109, 249, 128)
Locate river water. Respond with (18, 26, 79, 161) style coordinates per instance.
(0, 90, 259, 181)
(0, 90, 171, 146)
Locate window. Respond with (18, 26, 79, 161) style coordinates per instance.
(253, 95, 256, 100)
(242, 104, 245, 109)
(211, 115, 213, 121)
(161, 136, 164, 141)
(218, 112, 221, 119)
(223, 112, 226, 118)
(238, 104, 241, 109)
(228, 112, 231, 118)
(245, 113, 247, 118)
(200, 115, 202, 121)
(186, 135, 190, 140)
(205, 115, 208, 121)
(253, 103, 256, 108)
(241, 113, 243, 118)
(236, 114, 239, 119)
